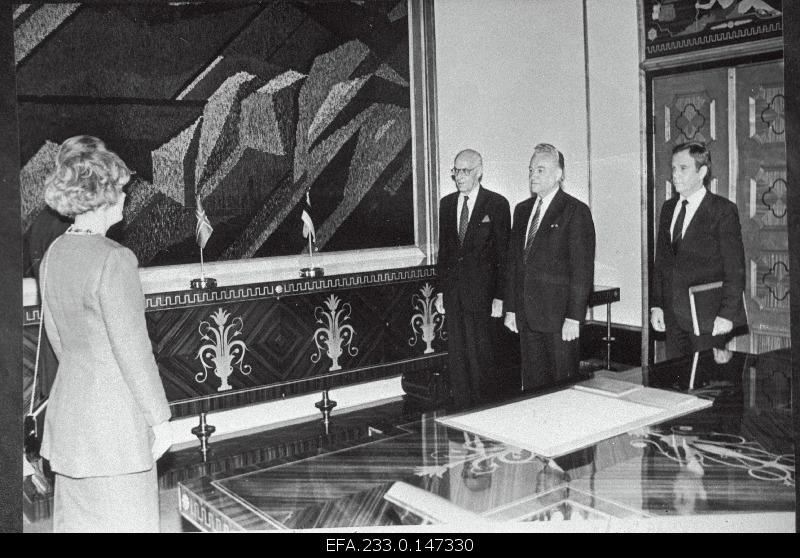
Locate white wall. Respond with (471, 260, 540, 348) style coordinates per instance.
(434, 0, 589, 211)
(585, 0, 643, 327)
(435, 0, 644, 327)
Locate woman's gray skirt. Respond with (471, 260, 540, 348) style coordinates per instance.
(53, 467, 160, 533)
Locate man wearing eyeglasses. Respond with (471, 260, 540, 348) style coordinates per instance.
(435, 149, 510, 409)
(504, 143, 595, 392)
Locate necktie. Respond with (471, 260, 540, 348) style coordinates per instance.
(524, 199, 541, 260)
(671, 199, 688, 255)
(458, 195, 469, 245)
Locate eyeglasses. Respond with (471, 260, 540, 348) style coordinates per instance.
(450, 165, 479, 179)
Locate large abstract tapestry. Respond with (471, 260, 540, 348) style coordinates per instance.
(644, 0, 782, 58)
(15, 1, 414, 275)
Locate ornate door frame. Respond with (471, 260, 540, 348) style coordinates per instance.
(644, 51, 788, 363)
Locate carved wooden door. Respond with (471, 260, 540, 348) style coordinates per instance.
(652, 69, 729, 223)
(650, 59, 789, 360)
(735, 60, 790, 353)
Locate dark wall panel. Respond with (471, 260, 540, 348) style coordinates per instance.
(781, 0, 800, 533)
(0, 2, 22, 534)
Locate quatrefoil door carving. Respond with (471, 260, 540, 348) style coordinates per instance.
(762, 261, 790, 303)
(738, 62, 790, 352)
(674, 102, 707, 141)
(761, 176, 787, 221)
(751, 85, 785, 144)
(664, 93, 716, 147)
(761, 94, 785, 135)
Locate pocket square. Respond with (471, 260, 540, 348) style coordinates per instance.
(481, 215, 491, 223)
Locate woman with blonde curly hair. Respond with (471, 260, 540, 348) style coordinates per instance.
(39, 135, 172, 532)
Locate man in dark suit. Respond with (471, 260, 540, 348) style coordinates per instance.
(504, 143, 595, 391)
(436, 149, 510, 408)
(651, 141, 746, 359)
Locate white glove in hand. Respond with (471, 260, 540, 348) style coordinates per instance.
(490, 298, 503, 318)
(151, 421, 172, 461)
(650, 307, 665, 332)
(504, 312, 518, 333)
(561, 319, 580, 342)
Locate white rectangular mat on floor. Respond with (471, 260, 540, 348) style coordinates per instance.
(436, 387, 711, 459)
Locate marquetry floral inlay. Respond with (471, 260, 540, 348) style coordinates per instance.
(196, 308, 252, 392)
(311, 294, 358, 371)
(409, 283, 446, 354)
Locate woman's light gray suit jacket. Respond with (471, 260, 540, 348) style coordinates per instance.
(40, 234, 170, 478)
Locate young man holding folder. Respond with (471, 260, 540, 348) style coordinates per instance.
(651, 141, 747, 358)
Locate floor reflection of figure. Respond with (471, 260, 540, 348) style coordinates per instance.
(690, 349, 745, 433)
(672, 466, 708, 515)
(642, 431, 709, 515)
(670, 436, 708, 514)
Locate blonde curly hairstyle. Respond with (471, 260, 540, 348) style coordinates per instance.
(44, 135, 132, 217)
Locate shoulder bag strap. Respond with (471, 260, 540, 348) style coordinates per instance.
(28, 234, 62, 416)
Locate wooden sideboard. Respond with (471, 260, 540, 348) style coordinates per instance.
(23, 265, 446, 418)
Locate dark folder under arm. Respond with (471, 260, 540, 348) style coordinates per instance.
(688, 281, 748, 336)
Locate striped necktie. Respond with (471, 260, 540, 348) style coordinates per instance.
(524, 199, 541, 260)
(458, 195, 469, 245)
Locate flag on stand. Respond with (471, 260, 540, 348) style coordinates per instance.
(301, 190, 315, 243)
(195, 196, 213, 251)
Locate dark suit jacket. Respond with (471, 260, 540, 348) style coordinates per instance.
(505, 188, 595, 332)
(652, 190, 746, 333)
(437, 186, 510, 312)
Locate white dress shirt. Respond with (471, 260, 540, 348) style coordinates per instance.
(669, 186, 707, 241)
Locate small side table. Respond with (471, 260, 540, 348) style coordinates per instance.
(588, 285, 621, 370)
